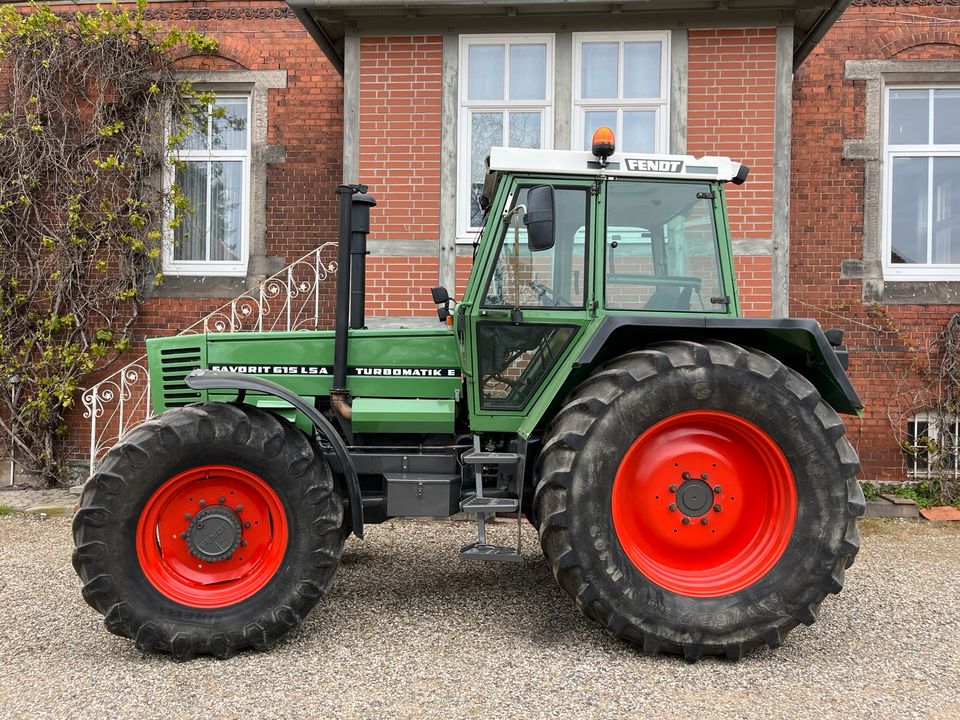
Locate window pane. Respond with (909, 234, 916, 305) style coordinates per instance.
(932, 157, 960, 264)
(890, 156, 929, 264)
(177, 104, 208, 151)
(209, 161, 244, 262)
(622, 110, 656, 153)
(888, 89, 929, 145)
(605, 181, 725, 312)
(470, 112, 504, 227)
(212, 100, 248, 151)
(468, 45, 504, 101)
(583, 110, 617, 150)
(509, 44, 546, 100)
(483, 186, 588, 309)
(173, 161, 208, 261)
(934, 89, 960, 145)
(581, 43, 618, 99)
(508, 112, 541, 149)
(623, 42, 661, 98)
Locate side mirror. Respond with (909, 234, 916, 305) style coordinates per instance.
(430, 286, 450, 304)
(524, 185, 555, 252)
(431, 286, 452, 323)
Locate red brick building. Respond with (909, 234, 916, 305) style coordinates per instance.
(791, 0, 960, 482)
(42, 0, 852, 469)
(291, 0, 847, 322)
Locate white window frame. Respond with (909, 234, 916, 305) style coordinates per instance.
(572, 31, 670, 154)
(164, 93, 252, 276)
(883, 85, 960, 281)
(457, 34, 555, 242)
(907, 411, 960, 478)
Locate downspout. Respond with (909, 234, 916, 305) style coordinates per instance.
(793, 0, 851, 71)
(290, 7, 344, 76)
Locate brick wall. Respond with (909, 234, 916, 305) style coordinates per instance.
(791, 1, 960, 480)
(61, 0, 343, 462)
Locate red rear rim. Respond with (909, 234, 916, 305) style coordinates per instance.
(611, 411, 797, 598)
(136, 465, 288, 608)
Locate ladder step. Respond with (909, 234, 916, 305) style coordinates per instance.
(458, 542, 523, 562)
(461, 451, 520, 465)
(461, 496, 519, 513)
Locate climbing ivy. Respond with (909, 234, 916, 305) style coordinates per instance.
(0, 1, 216, 482)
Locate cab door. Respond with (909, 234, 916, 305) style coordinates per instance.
(464, 178, 597, 432)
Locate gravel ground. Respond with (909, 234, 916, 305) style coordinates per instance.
(0, 515, 957, 720)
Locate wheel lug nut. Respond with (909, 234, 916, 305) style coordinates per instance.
(240, 539, 247, 547)
(714, 504, 722, 512)
(198, 499, 206, 507)
(184, 513, 191, 520)
(701, 472, 709, 480)
(668, 504, 677, 512)
(669, 484, 678, 493)
(236, 504, 243, 512)
(180, 532, 187, 539)
(701, 517, 709, 525)
(714, 485, 722, 494)
(682, 517, 690, 525)
(681, 472, 691, 480)
(219, 496, 226, 503)
(244, 521, 251, 528)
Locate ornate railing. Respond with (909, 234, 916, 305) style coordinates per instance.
(81, 242, 338, 474)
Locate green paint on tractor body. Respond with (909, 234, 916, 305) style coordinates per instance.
(148, 170, 860, 437)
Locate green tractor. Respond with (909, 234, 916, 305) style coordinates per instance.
(73, 131, 864, 661)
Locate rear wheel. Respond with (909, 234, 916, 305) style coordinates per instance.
(534, 340, 863, 660)
(72, 402, 346, 660)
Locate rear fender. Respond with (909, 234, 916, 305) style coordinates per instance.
(574, 316, 863, 416)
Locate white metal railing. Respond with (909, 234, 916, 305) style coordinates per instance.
(81, 242, 338, 474)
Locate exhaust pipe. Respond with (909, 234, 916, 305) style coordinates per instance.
(331, 184, 375, 421)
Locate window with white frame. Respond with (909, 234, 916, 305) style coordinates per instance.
(166, 95, 251, 275)
(906, 412, 960, 478)
(573, 32, 669, 155)
(458, 35, 553, 240)
(884, 87, 960, 280)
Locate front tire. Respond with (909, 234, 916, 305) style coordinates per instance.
(534, 341, 864, 660)
(72, 402, 346, 660)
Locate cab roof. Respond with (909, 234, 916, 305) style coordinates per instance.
(486, 146, 748, 184)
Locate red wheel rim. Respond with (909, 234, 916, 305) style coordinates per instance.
(136, 465, 288, 608)
(612, 411, 797, 598)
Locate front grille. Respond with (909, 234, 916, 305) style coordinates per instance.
(159, 346, 203, 407)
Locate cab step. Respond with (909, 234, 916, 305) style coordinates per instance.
(461, 450, 520, 465)
(458, 542, 522, 562)
(460, 496, 519, 513)
(457, 436, 525, 563)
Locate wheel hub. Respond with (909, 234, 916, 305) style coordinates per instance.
(186, 505, 242, 563)
(676, 479, 714, 517)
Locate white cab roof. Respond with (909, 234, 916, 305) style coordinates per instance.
(487, 146, 746, 183)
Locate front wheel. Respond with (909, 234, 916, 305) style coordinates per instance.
(534, 341, 864, 660)
(72, 402, 346, 660)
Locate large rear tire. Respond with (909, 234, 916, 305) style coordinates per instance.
(534, 341, 863, 660)
(72, 402, 346, 660)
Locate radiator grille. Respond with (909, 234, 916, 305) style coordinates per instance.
(159, 346, 203, 407)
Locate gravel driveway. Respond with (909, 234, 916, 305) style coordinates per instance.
(0, 515, 957, 720)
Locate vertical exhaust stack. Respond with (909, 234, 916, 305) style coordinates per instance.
(349, 192, 376, 329)
(331, 184, 375, 420)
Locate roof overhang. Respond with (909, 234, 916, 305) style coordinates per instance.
(287, 0, 850, 76)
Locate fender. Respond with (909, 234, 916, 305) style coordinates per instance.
(575, 316, 864, 416)
(185, 369, 364, 538)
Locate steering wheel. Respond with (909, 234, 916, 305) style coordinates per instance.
(529, 281, 572, 307)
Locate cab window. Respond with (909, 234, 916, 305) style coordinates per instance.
(483, 186, 590, 309)
(604, 180, 726, 312)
